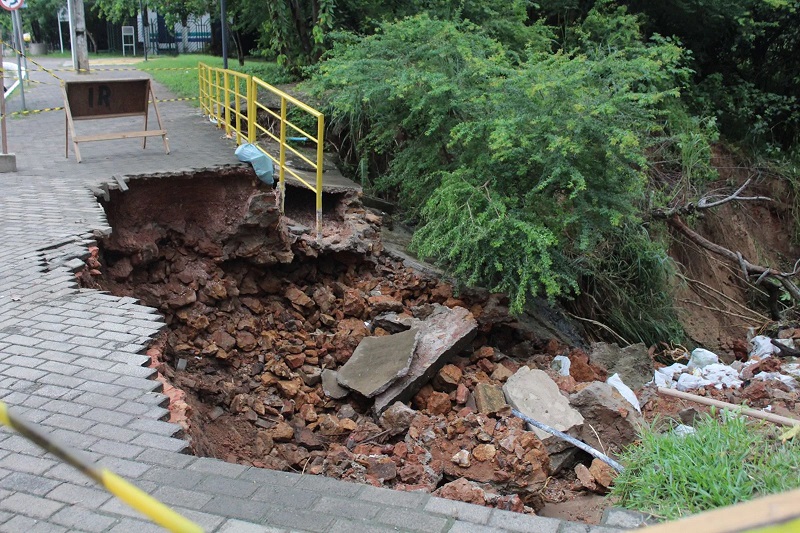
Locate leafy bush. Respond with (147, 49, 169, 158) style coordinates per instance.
(308, 6, 691, 313)
(613, 414, 800, 519)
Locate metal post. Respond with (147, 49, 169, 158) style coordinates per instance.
(66, 0, 77, 70)
(316, 115, 324, 240)
(12, 10, 26, 111)
(57, 18, 64, 53)
(220, 0, 228, 69)
(0, 35, 7, 155)
(279, 97, 286, 214)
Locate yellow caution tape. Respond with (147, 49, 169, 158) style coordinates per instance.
(0, 39, 63, 83)
(0, 400, 203, 533)
(2, 97, 197, 118)
(47, 67, 200, 72)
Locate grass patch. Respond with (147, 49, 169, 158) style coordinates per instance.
(611, 413, 800, 520)
(137, 54, 291, 101)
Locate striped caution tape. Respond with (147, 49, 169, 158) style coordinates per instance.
(47, 67, 199, 72)
(6, 106, 65, 117)
(0, 401, 203, 533)
(0, 39, 63, 83)
(2, 97, 197, 118)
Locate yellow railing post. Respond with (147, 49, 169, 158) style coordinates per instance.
(234, 76, 242, 143)
(247, 76, 256, 144)
(316, 115, 324, 240)
(214, 69, 221, 125)
(223, 72, 231, 136)
(279, 97, 287, 215)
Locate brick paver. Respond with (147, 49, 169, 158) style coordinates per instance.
(0, 57, 628, 532)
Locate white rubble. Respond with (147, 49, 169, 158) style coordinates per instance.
(751, 372, 798, 390)
(676, 373, 713, 391)
(700, 363, 743, 390)
(750, 335, 779, 360)
(687, 348, 719, 369)
(551, 355, 571, 376)
(607, 373, 641, 413)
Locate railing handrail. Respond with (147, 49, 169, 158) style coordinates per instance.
(197, 62, 325, 239)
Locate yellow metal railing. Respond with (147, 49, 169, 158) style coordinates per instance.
(198, 62, 325, 237)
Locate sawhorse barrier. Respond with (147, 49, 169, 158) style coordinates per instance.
(63, 78, 170, 163)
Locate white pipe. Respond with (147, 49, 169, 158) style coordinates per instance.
(2, 61, 27, 100)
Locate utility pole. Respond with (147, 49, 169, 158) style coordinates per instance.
(73, 0, 89, 73)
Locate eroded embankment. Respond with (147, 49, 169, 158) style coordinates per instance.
(81, 169, 634, 518)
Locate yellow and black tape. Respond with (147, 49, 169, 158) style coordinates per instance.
(47, 67, 199, 72)
(0, 39, 63, 83)
(0, 401, 203, 533)
(2, 98, 197, 118)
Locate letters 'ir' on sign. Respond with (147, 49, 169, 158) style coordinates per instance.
(62, 78, 170, 163)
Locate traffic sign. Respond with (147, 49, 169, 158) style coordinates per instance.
(0, 0, 23, 11)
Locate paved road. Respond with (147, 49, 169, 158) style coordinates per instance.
(0, 57, 629, 532)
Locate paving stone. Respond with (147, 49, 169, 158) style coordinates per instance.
(202, 495, 268, 522)
(0, 471, 62, 495)
(196, 475, 259, 498)
(359, 484, 429, 509)
(0, 492, 65, 519)
(49, 505, 119, 532)
(131, 432, 188, 453)
(375, 507, 450, 532)
(107, 517, 167, 533)
(447, 522, 503, 533)
(425, 497, 492, 524)
(250, 485, 320, 509)
(188, 456, 249, 478)
(312, 497, 381, 520)
(264, 508, 335, 533)
(487, 510, 561, 533)
(328, 518, 410, 533)
(557, 523, 590, 533)
(142, 466, 208, 489)
(0, 453, 58, 475)
(151, 486, 214, 510)
(217, 519, 287, 533)
(0, 515, 69, 533)
(46, 482, 112, 506)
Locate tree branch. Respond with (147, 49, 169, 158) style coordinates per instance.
(667, 214, 800, 303)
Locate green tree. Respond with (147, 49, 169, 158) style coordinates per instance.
(308, 7, 690, 321)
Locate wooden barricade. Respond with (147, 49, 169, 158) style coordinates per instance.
(63, 78, 170, 163)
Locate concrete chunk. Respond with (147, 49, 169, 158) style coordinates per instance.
(374, 305, 477, 414)
(503, 367, 584, 452)
(337, 328, 419, 397)
(321, 369, 349, 399)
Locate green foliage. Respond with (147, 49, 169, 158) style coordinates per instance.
(569, 223, 684, 346)
(612, 414, 800, 519)
(257, 0, 539, 71)
(308, 7, 691, 313)
(257, 0, 336, 69)
(140, 55, 289, 99)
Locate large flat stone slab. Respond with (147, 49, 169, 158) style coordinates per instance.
(374, 305, 477, 414)
(337, 328, 419, 397)
(503, 367, 584, 452)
